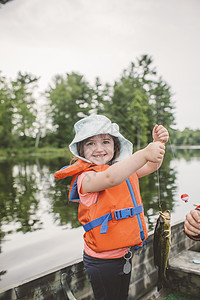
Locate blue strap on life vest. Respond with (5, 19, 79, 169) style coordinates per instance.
(126, 179, 145, 241)
(69, 177, 80, 202)
(83, 213, 113, 234)
(59, 165, 69, 170)
(56, 165, 81, 202)
(83, 205, 143, 234)
(131, 238, 148, 250)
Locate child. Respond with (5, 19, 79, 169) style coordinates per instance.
(55, 114, 169, 300)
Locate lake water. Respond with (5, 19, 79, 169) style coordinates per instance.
(0, 149, 200, 290)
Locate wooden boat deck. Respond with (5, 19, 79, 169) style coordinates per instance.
(169, 248, 200, 276)
(167, 248, 200, 299)
(0, 221, 199, 300)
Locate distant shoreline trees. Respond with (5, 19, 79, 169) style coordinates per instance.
(0, 55, 199, 151)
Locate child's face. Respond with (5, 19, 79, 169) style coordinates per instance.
(83, 134, 114, 165)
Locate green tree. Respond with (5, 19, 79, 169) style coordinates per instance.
(0, 0, 13, 5)
(102, 55, 175, 147)
(91, 77, 112, 115)
(150, 78, 175, 128)
(104, 61, 149, 148)
(0, 73, 13, 148)
(173, 128, 200, 145)
(46, 72, 93, 147)
(133, 55, 175, 139)
(11, 72, 39, 147)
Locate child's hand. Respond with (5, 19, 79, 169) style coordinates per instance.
(153, 124, 169, 144)
(144, 141, 165, 163)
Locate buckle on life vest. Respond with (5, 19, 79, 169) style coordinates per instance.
(115, 207, 133, 220)
(114, 206, 143, 220)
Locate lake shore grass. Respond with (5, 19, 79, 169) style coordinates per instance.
(0, 147, 72, 160)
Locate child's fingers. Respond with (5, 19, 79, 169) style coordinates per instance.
(154, 126, 169, 142)
(153, 125, 168, 138)
(153, 124, 158, 132)
(157, 132, 169, 140)
(152, 124, 158, 139)
(155, 125, 166, 134)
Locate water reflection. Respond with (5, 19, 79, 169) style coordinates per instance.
(0, 152, 177, 241)
(0, 157, 80, 237)
(1, 149, 198, 235)
(175, 148, 200, 161)
(0, 149, 199, 288)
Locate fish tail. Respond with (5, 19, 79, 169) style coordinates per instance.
(157, 275, 169, 291)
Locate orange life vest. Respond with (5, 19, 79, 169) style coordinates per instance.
(55, 159, 148, 252)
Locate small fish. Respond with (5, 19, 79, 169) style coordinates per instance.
(153, 210, 171, 291)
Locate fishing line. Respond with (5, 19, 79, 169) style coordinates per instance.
(168, 136, 181, 193)
(156, 137, 175, 212)
(168, 137, 176, 161)
(156, 136, 181, 212)
(156, 167, 162, 211)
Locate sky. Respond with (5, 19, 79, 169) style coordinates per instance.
(0, 0, 200, 130)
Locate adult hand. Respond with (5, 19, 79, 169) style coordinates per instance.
(184, 209, 200, 237)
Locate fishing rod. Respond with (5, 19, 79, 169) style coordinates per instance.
(157, 134, 193, 214)
(156, 167, 162, 212)
(155, 127, 174, 213)
(156, 138, 174, 212)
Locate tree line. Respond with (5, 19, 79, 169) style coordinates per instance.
(0, 55, 198, 152)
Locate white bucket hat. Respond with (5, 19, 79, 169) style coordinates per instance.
(69, 115, 133, 163)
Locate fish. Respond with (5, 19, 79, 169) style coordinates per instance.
(153, 210, 171, 291)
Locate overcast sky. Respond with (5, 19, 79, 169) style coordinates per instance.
(0, 0, 200, 130)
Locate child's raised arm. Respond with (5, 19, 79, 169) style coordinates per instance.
(81, 141, 165, 193)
